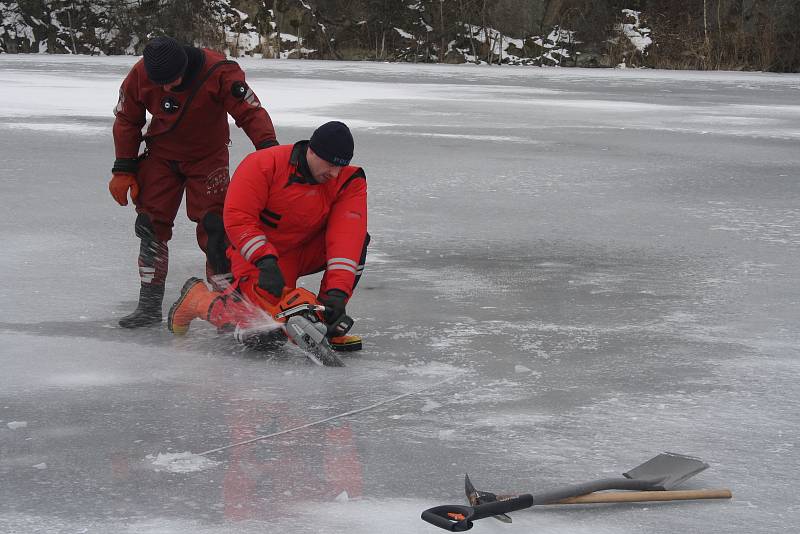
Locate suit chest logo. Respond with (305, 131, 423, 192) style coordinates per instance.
(161, 96, 181, 114)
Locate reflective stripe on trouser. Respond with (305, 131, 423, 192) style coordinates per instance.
(138, 239, 168, 287)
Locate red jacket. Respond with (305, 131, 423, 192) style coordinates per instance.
(224, 142, 368, 296)
(112, 48, 276, 162)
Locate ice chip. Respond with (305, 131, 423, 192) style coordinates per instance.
(147, 452, 220, 473)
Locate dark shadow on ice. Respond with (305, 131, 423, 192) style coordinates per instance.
(0, 319, 173, 346)
(0, 319, 237, 353)
(0, 320, 336, 365)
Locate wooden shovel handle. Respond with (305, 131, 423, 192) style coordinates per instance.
(554, 489, 732, 505)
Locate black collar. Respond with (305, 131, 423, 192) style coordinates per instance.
(171, 47, 206, 92)
(288, 141, 316, 184)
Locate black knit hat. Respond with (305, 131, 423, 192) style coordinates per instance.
(309, 121, 354, 166)
(143, 37, 188, 85)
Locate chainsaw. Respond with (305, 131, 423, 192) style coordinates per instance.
(240, 287, 355, 367)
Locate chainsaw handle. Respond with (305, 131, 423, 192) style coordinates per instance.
(422, 495, 534, 531)
(327, 314, 354, 337)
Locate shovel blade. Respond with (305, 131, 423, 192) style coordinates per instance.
(465, 474, 513, 523)
(624, 452, 709, 490)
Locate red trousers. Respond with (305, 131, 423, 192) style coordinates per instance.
(214, 232, 367, 329)
(204, 232, 329, 331)
(134, 145, 231, 285)
(234, 230, 330, 306)
(136, 145, 229, 243)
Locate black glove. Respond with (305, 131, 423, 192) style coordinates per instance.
(319, 289, 347, 326)
(255, 255, 285, 298)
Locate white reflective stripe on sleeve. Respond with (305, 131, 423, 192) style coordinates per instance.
(327, 257, 357, 268)
(327, 264, 357, 274)
(241, 236, 267, 261)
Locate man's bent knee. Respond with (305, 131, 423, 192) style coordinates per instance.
(135, 211, 173, 242)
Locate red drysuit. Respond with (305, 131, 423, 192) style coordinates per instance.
(112, 47, 277, 284)
(224, 141, 368, 305)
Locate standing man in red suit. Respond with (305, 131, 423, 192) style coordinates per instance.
(167, 121, 369, 349)
(109, 36, 278, 328)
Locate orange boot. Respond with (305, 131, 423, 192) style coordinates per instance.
(168, 278, 222, 334)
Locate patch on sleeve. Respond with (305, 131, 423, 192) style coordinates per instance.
(232, 80, 260, 108)
(232, 81, 248, 99)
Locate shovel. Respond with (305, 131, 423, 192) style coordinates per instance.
(423, 452, 731, 531)
(465, 473, 513, 523)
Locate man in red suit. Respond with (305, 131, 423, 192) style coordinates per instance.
(167, 121, 369, 349)
(109, 36, 278, 328)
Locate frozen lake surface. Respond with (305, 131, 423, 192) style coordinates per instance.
(1, 56, 799, 533)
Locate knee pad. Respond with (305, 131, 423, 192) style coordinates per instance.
(203, 211, 225, 235)
(134, 213, 155, 241)
(360, 233, 371, 264)
(353, 233, 370, 290)
(134, 213, 167, 265)
(203, 212, 230, 275)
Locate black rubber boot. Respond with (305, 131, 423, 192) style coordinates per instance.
(119, 284, 165, 328)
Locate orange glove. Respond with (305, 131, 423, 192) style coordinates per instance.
(109, 173, 139, 206)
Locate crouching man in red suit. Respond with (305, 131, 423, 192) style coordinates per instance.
(167, 121, 369, 350)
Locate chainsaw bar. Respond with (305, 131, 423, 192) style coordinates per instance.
(285, 315, 345, 367)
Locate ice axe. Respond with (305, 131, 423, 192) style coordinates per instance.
(422, 452, 732, 531)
